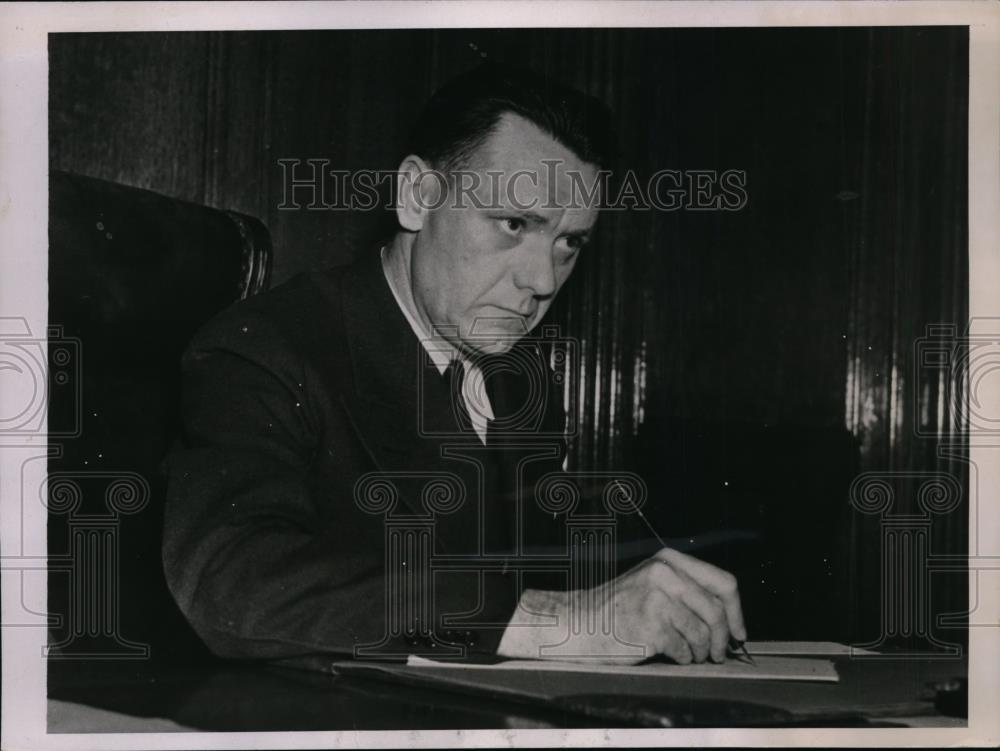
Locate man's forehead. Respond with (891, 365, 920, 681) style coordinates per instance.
(459, 112, 602, 210)
(464, 114, 593, 173)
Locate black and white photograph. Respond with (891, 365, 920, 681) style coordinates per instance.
(1, 1, 998, 747)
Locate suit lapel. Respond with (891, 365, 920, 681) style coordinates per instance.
(333, 248, 567, 557)
(336, 249, 481, 552)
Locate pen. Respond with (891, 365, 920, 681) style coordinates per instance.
(729, 638, 756, 666)
(613, 479, 668, 548)
(614, 480, 755, 667)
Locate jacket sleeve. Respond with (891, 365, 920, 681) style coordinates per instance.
(162, 310, 516, 661)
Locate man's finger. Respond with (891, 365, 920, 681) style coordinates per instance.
(647, 561, 717, 662)
(652, 560, 729, 662)
(657, 623, 694, 665)
(656, 548, 747, 642)
(673, 568, 730, 662)
(666, 604, 712, 663)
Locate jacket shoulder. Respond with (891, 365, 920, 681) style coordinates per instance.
(186, 267, 347, 362)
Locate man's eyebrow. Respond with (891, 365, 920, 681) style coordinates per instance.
(511, 210, 549, 226)
(496, 209, 593, 236)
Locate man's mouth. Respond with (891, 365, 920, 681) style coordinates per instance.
(498, 306, 535, 320)
(469, 312, 532, 337)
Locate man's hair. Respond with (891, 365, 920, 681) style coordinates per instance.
(407, 64, 617, 172)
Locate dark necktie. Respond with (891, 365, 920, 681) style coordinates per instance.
(443, 359, 474, 436)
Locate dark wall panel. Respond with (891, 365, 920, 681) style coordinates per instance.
(50, 33, 212, 202)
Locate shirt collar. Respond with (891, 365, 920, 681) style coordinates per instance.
(380, 244, 456, 376)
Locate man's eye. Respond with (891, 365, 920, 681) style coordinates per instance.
(560, 235, 589, 253)
(498, 217, 525, 235)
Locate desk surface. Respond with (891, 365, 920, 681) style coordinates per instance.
(47, 652, 967, 732)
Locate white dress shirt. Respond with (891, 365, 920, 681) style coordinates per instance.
(381, 247, 494, 444)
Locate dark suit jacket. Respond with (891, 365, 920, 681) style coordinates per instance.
(163, 247, 569, 661)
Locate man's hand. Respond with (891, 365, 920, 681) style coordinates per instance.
(497, 547, 746, 664)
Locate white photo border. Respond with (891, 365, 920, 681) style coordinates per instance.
(1, 1, 997, 748)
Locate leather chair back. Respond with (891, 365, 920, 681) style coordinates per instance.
(47, 170, 271, 662)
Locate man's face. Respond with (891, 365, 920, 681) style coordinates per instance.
(409, 112, 601, 356)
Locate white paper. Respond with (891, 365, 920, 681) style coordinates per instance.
(744, 641, 878, 656)
(406, 654, 840, 682)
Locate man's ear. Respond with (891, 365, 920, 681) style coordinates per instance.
(396, 154, 443, 232)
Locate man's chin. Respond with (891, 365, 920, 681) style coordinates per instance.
(462, 336, 519, 357)
(464, 316, 532, 354)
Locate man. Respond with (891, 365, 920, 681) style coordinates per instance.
(163, 65, 746, 666)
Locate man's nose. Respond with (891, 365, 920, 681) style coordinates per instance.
(512, 241, 557, 299)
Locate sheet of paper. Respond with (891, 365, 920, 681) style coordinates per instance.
(407, 654, 839, 682)
(744, 640, 878, 656)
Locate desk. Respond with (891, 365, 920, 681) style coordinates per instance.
(48, 653, 967, 732)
